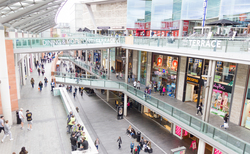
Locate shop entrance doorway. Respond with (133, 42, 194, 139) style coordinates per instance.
(185, 82, 199, 103)
(116, 60, 122, 73)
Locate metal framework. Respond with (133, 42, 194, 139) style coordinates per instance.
(0, 0, 67, 33)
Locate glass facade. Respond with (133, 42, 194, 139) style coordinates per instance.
(127, 0, 250, 35)
(151, 54, 178, 97)
(241, 69, 250, 129)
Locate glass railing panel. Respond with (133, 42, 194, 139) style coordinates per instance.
(190, 117, 203, 131)
(158, 100, 172, 115)
(226, 135, 245, 154)
(202, 124, 214, 138)
(127, 85, 135, 95)
(245, 144, 250, 154)
(213, 128, 228, 146)
(90, 80, 105, 87)
(173, 108, 190, 125)
(104, 80, 120, 89)
(136, 90, 145, 100)
(146, 96, 158, 107)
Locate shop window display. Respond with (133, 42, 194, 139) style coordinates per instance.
(151, 54, 178, 97)
(241, 70, 250, 129)
(210, 62, 236, 117)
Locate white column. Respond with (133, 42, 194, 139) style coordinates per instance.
(124, 94, 127, 116)
(23, 31, 28, 38)
(107, 90, 109, 102)
(178, 20, 183, 37)
(17, 30, 22, 38)
(0, 24, 13, 124)
(107, 48, 110, 79)
(21, 55, 26, 85)
(100, 49, 103, 68)
(197, 140, 206, 154)
(125, 49, 129, 83)
(203, 60, 216, 122)
(26, 55, 30, 76)
(30, 54, 33, 71)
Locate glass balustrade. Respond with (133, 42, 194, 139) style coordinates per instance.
(54, 75, 250, 154)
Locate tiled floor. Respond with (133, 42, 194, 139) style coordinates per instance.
(0, 60, 71, 154)
(66, 58, 250, 144)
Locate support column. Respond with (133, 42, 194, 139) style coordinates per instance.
(21, 55, 26, 85)
(176, 56, 187, 101)
(17, 30, 22, 38)
(107, 48, 110, 79)
(30, 54, 33, 71)
(203, 60, 216, 122)
(124, 94, 127, 116)
(125, 49, 129, 83)
(146, 52, 152, 86)
(0, 24, 13, 124)
(197, 140, 205, 154)
(132, 50, 138, 78)
(107, 90, 109, 102)
(26, 55, 30, 76)
(137, 51, 141, 82)
(101, 49, 103, 68)
(178, 20, 184, 37)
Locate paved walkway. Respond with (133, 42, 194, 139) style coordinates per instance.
(64, 57, 250, 144)
(0, 60, 71, 154)
(65, 83, 206, 154)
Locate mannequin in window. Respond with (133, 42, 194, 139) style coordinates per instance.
(217, 94, 222, 110)
(222, 96, 228, 112)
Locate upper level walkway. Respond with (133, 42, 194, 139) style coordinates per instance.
(8, 36, 250, 65)
(56, 56, 250, 154)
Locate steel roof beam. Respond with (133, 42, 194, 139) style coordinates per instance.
(36, 24, 56, 34)
(23, 18, 54, 31)
(0, 0, 54, 24)
(34, 23, 55, 33)
(12, 8, 57, 27)
(27, 20, 55, 32)
(0, 0, 24, 8)
(18, 15, 55, 30)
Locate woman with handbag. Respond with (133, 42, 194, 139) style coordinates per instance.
(220, 114, 229, 129)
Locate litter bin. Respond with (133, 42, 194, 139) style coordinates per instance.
(16, 111, 21, 124)
(137, 131, 141, 142)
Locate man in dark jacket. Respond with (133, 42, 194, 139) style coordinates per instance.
(70, 133, 78, 151)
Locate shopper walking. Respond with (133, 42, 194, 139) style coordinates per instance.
(94, 138, 100, 150)
(159, 85, 163, 95)
(19, 108, 24, 130)
(130, 141, 134, 153)
(37, 68, 40, 76)
(196, 104, 203, 116)
(153, 82, 157, 93)
(73, 92, 76, 99)
(220, 114, 229, 129)
(120, 72, 123, 80)
(26, 110, 32, 131)
(137, 144, 141, 154)
(117, 136, 122, 149)
(1, 120, 13, 142)
(162, 86, 166, 96)
(30, 78, 34, 88)
(148, 88, 152, 99)
(19, 147, 28, 154)
(38, 81, 43, 92)
(137, 81, 140, 90)
(42, 69, 45, 76)
(44, 77, 48, 87)
(0, 116, 4, 134)
(51, 80, 55, 92)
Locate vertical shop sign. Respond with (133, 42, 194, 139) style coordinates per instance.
(214, 148, 222, 154)
(157, 55, 163, 67)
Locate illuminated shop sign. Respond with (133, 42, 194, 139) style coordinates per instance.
(187, 76, 199, 84)
(182, 40, 222, 48)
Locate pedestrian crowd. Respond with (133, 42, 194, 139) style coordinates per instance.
(67, 111, 89, 152)
(124, 125, 153, 153)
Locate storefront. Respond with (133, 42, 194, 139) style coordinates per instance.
(102, 48, 116, 70)
(143, 106, 172, 132)
(241, 69, 250, 129)
(184, 58, 204, 107)
(93, 50, 101, 65)
(151, 53, 178, 97)
(115, 48, 126, 73)
(173, 124, 218, 154)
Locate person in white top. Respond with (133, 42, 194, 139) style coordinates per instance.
(133, 81, 137, 88)
(19, 108, 24, 130)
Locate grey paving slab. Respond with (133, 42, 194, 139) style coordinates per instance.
(0, 60, 71, 154)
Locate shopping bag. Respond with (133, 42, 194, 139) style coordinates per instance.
(224, 123, 229, 128)
(38, 87, 40, 91)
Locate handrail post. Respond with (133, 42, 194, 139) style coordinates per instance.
(225, 39, 228, 53)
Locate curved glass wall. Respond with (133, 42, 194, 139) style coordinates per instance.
(181, 0, 203, 19)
